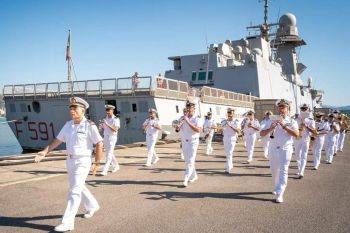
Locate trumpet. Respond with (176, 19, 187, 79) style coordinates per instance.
(172, 118, 184, 133)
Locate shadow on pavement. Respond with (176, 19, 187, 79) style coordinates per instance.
(140, 191, 274, 202)
(14, 170, 66, 175)
(0, 215, 61, 232)
(86, 179, 183, 188)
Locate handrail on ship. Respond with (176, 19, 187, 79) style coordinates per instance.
(2, 77, 258, 108)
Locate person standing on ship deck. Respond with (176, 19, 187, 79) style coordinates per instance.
(34, 97, 103, 232)
(100, 104, 120, 176)
(260, 99, 299, 203)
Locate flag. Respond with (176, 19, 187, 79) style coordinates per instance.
(66, 31, 71, 61)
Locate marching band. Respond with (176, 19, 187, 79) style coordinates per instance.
(34, 97, 349, 231)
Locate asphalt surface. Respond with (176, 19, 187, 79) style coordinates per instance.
(0, 137, 349, 233)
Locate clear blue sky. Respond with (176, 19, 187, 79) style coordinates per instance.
(0, 0, 349, 106)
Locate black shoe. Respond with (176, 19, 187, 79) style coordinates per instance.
(298, 175, 304, 179)
(334, 153, 337, 156)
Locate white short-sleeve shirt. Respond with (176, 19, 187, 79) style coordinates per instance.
(56, 117, 103, 156)
(294, 117, 316, 141)
(315, 120, 329, 138)
(102, 116, 120, 137)
(260, 118, 272, 139)
(242, 118, 260, 136)
(143, 118, 161, 138)
(203, 118, 216, 135)
(262, 116, 298, 149)
(181, 115, 202, 140)
(221, 119, 240, 140)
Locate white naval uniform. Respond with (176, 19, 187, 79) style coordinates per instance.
(242, 118, 260, 162)
(203, 118, 216, 155)
(293, 117, 315, 176)
(312, 120, 329, 169)
(56, 117, 102, 228)
(260, 118, 272, 158)
(101, 116, 120, 174)
(181, 115, 202, 182)
(221, 119, 240, 172)
(178, 116, 185, 159)
(338, 129, 347, 152)
(262, 116, 298, 198)
(325, 122, 340, 163)
(143, 118, 160, 165)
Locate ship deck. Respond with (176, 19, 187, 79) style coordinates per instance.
(0, 137, 349, 232)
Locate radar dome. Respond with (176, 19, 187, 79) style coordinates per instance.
(279, 13, 297, 26)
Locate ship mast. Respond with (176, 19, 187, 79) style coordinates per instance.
(66, 30, 73, 93)
(246, 0, 278, 41)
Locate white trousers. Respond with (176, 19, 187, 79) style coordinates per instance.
(262, 137, 270, 157)
(205, 133, 214, 154)
(182, 138, 199, 181)
(326, 137, 337, 162)
(102, 135, 118, 173)
(146, 135, 158, 165)
(245, 134, 257, 161)
(269, 146, 293, 197)
(62, 157, 99, 227)
(312, 136, 325, 168)
(224, 137, 237, 172)
(338, 132, 346, 151)
(294, 139, 310, 176)
(334, 134, 340, 152)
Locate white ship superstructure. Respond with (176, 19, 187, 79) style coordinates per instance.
(165, 12, 324, 114)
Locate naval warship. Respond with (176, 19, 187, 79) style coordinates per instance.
(1, 1, 324, 150)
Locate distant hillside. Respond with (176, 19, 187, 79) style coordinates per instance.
(322, 105, 350, 111)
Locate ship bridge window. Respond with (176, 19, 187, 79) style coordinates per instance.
(132, 103, 137, 112)
(198, 71, 213, 81)
(32, 101, 41, 113)
(174, 59, 181, 70)
(27, 105, 31, 112)
(176, 105, 179, 113)
(192, 72, 197, 81)
(138, 101, 149, 112)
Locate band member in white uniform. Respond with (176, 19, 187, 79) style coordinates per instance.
(312, 112, 329, 170)
(181, 101, 202, 187)
(260, 99, 299, 203)
(100, 105, 120, 176)
(293, 104, 316, 179)
(338, 114, 348, 152)
(241, 110, 260, 163)
(325, 113, 340, 164)
(143, 108, 161, 166)
(332, 110, 340, 154)
(203, 112, 216, 155)
(221, 108, 240, 174)
(34, 97, 103, 232)
(176, 108, 188, 160)
(260, 111, 273, 159)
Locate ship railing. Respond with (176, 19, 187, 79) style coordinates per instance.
(153, 77, 188, 100)
(200, 86, 258, 108)
(2, 77, 156, 99)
